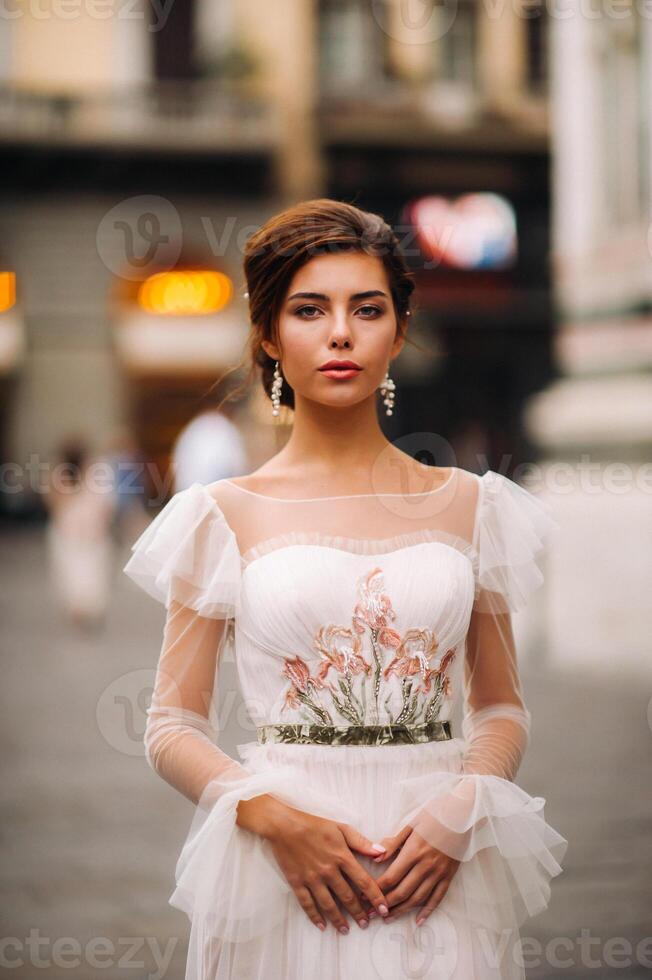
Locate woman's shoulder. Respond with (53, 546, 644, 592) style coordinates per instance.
(204, 456, 293, 500)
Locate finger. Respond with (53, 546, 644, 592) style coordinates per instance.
(374, 825, 412, 862)
(294, 885, 326, 931)
(339, 823, 386, 860)
(310, 880, 350, 935)
(341, 857, 390, 918)
(326, 868, 369, 929)
(416, 876, 452, 926)
(383, 875, 441, 923)
(374, 847, 415, 892)
(384, 862, 430, 908)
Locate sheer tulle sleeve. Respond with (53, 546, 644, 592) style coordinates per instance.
(123, 484, 308, 940)
(402, 470, 568, 928)
(461, 468, 560, 779)
(123, 484, 249, 806)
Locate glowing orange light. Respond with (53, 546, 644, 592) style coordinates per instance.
(0, 272, 16, 313)
(137, 270, 233, 315)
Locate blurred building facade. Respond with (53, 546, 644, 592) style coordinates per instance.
(0, 0, 556, 507)
(522, 6, 652, 677)
(535, 4, 652, 460)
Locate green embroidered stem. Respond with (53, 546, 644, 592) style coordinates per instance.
(296, 690, 333, 725)
(331, 685, 361, 725)
(383, 691, 394, 724)
(345, 670, 365, 722)
(370, 628, 382, 724)
(423, 679, 444, 724)
(394, 678, 414, 724)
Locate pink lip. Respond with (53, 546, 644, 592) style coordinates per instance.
(318, 360, 362, 371)
(319, 368, 361, 379)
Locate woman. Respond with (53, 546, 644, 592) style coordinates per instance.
(45, 438, 115, 630)
(123, 199, 567, 979)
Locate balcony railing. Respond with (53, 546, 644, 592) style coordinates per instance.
(0, 81, 280, 152)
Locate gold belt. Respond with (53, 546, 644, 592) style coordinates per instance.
(256, 720, 453, 746)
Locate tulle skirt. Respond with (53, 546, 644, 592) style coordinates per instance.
(169, 737, 567, 980)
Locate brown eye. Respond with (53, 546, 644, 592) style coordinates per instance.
(295, 305, 321, 318)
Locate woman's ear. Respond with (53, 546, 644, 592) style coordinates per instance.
(391, 331, 406, 359)
(261, 340, 281, 361)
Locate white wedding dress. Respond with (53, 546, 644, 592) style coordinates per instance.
(123, 466, 568, 980)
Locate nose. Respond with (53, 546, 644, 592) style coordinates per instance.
(327, 309, 353, 349)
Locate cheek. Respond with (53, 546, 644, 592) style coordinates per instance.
(277, 321, 316, 377)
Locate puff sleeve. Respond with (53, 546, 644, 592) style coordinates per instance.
(401, 470, 567, 929)
(123, 483, 249, 806)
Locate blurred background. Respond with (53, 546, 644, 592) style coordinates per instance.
(0, 1, 650, 977)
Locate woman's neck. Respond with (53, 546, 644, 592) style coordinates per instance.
(276, 395, 392, 481)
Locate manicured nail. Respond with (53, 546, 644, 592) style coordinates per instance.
(383, 915, 395, 923)
(416, 917, 425, 926)
(371, 843, 386, 854)
(378, 904, 389, 916)
(358, 918, 369, 929)
(373, 854, 386, 862)
(338, 925, 349, 934)
(316, 921, 326, 930)
(368, 910, 377, 919)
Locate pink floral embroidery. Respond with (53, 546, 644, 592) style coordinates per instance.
(383, 628, 439, 687)
(280, 566, 457, 726)
(352, 568, 401, 648)
(314, 626, 371, 682)
(281, 655, 331, 724)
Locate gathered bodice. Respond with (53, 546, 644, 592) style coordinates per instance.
(234, 531, 477, 727)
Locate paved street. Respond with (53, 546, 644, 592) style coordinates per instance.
(1, 520, 650, 980)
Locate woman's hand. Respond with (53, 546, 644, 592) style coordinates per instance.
(236, 793, 390, 933)
(364, 824, 460, 926)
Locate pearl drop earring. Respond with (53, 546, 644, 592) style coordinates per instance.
(379, 368, 396, 416)
(271, 360, 283, 418)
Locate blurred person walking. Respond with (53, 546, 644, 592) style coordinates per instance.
(103, 425, 150, 545)
(43, 437, 116, 631)
(171, 407, 249, 493)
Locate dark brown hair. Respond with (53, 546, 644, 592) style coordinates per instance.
(211, 198, 425, 413)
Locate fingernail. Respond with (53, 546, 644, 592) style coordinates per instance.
(378, 904, 389, 916)
(338, 925, 349, 935)
(371, 843, 385, 854)
(383, 915, 395, 923)
(368, 910, 377, 919)
(358, 918, 369, 929)
(416, 917, 425, 926)
(373, 854, 386, 862)
(316, 921, 326, 930)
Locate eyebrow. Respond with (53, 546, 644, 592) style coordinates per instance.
(287, 290, 389, 302)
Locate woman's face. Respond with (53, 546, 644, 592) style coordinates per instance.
(262, 250, 406, 410)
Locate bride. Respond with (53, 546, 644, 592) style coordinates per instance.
(124, 198, 567, 979)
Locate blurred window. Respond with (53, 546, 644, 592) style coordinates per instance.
(599, 15, 649, 225)
(318, 0, 390, 94)
(525, 10, 549, 94)
(438, 1, 477, 88)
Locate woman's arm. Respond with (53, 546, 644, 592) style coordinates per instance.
(144, 598, 247, 804)
(459, 598, 531, 779)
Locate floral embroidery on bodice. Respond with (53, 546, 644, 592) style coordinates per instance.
(279, 566, 457, 727)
